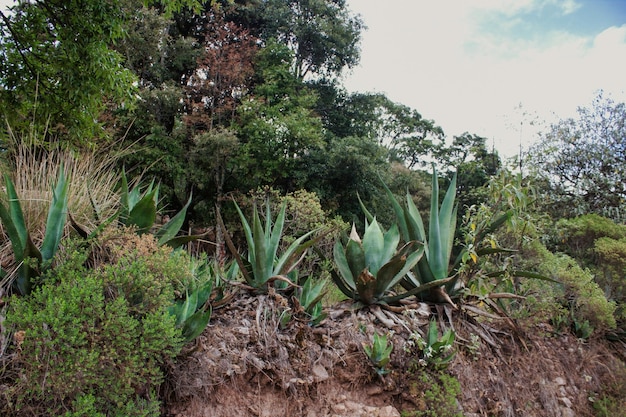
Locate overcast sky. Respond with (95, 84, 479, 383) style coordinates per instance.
(342, 0, 626, 158)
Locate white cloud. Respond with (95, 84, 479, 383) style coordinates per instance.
(344, 0, 626, 158)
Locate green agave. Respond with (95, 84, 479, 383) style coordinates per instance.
(72, 169, 196, 248)
(0, 168, 69, 295)
(363, 332, 393, 375)
(390, 166, 459, 303)
(226, 200, 320, 292)
(332, 219, 425, 305)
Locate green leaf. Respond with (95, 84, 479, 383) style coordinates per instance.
(1, 175, 27, 257)
(126, 190, 157, 233)
(345, 238, 366, 280)
(181, 307, 212, 342)
(156, 193, 192, 246)
(40, 168, 69, 262)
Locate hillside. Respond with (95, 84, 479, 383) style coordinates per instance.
(165, 292, 626, 417)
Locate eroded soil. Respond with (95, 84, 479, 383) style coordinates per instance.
(165, 291, 626, 417)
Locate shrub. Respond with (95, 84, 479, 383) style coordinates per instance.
(524, 241, 616, 333)
(594, 237, 626, 320)
(554, 214, 626, 261)
(3, 237, 185, 416)
(403, 371, 462, 417)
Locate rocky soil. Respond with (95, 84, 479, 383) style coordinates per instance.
(165, 291, 626, 417)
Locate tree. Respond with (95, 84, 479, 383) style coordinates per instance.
(0, 0, 203, 142)
(234, 40, 324, 192)
(184, 7, 259, 131)
(527, 92, 626, 219)
(240, 0, 363, 80)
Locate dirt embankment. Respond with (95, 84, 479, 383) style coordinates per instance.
(165, 292, 626, 417)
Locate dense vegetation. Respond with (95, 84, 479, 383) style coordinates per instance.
(0, 1, 624, 415)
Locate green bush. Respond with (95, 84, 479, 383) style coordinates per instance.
(594, 237, 626, 320)
(4, 238, 185, 416)
(403, 371, 462, 417)
(554, 214, 626, 261)
(524, 241, 616, 333)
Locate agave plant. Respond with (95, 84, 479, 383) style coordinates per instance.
(363, 332, 393, 376)
(71, 169, 196, 248)
(295, 277, 328, 326)
(0, 168, 69, 295)
(391, 166, 459, 303)
(331, 219, 426, 305)
(221, 199, 320, 292)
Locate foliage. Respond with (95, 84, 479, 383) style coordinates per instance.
(113, 170, 194, 248)
(379, 166, 459, 303)
(235, 41, 324, 191)
(293, 276, 327, 326)
(184, 7, 258, 131)
(403, 371, 462, 417)
(3, 238, 184, 416)
(0, 168, 68, 295)
(405, 320, 456, 370)
(526, 241, 616, 332)
(594, 237, 626, 320)
(242, 187, 349, 281)
(332, 220, 424, 306)
(0, 0, 205, 141)
(251, 0, 363, 79)
(553, 214, 626, 261)
(363, 332, 393, 376)
(526, 92, 626, 219)
(168, 256, 215, 343)
(223, 199, 319, 292)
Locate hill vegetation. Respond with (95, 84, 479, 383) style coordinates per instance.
(0, 1, 624, 416)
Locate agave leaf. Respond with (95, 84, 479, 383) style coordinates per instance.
(332, 241, 357, 294)
(251, 204, 269, 287)
(405, 195, 426, 243)
(345, 235, 366, 280)
(274, 227, 321, 276)
(40, 168, 69, 262)
(300, 278, 327, 311)
(363, 219, 398, 276)
(2, 174, 27, 254)
(195, 279, 214, 310)
(357, 192, 375, 224)
(156, 193, 193, 245)
(181, 307, 212, 342)
(127, 190, 157, 233)
(0, 200, 25, 262)
(375, 242, 424, 296)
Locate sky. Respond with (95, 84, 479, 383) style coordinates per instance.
(342, 0, 626, 158)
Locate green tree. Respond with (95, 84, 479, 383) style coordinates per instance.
(526, 92, 626, 219)
(0, 0, 203, 142)
(253, 0, 363, 80)
(234, 40, 324, 192)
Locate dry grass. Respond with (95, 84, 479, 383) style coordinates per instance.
(0, 130, 125, 295)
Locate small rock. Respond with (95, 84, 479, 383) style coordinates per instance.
(561, 407, 576, 417)
(555, 377, 567, 386)
(559, 396, 573, 408)
(312, 364, 329, 382)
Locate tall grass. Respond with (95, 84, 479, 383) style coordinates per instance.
(0, 127, 124, 294)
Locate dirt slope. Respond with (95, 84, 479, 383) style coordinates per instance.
(165, 292, 626, 417)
